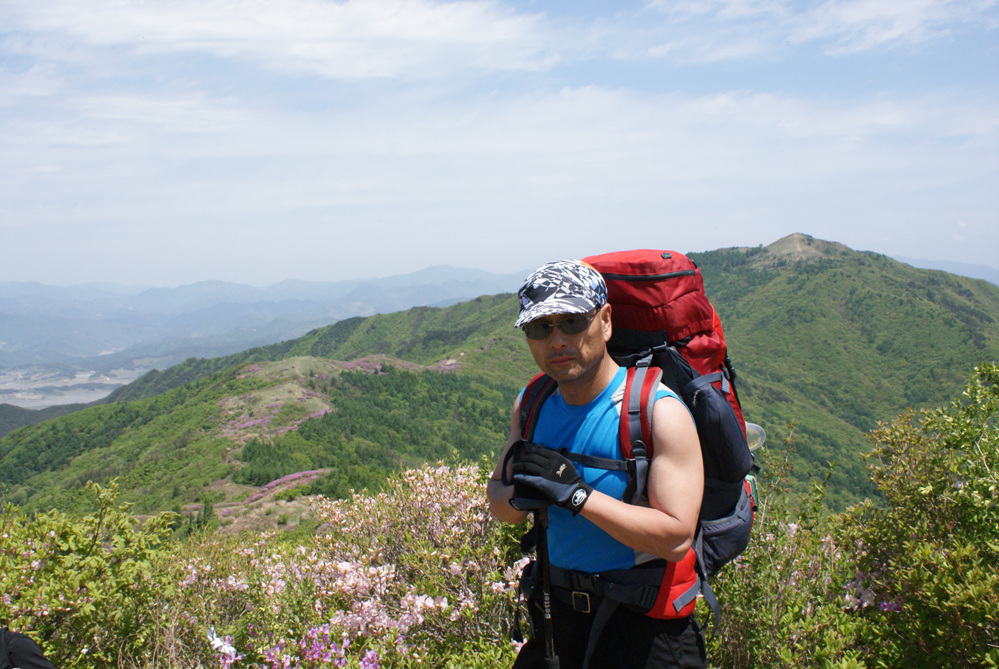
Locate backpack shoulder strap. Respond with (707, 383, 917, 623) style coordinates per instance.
(619, 361, 664, 457)
(518, 373, 559, 442)
(618, 360, 663, 504)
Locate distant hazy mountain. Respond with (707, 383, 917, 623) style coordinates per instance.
(894, 256, 999, 287)
(0, 266, 525, 374)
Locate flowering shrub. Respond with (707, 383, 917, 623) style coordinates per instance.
(309, 464, 524, 664)
(151, 463, 521, 668)
(0, 465, 522, 668)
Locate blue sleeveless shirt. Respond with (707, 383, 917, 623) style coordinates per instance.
(528, 366, 682, 573)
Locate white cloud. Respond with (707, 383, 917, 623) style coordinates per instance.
(790, 0, 999, 53)
(642, 0, 997, 61)
(2, 0, 554, 79)
(5, 82, 991, 217)
(5, 0, 994, 81)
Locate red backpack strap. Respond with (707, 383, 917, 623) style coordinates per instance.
(519, 372, 559, 442)
(619, 361, 664, 504)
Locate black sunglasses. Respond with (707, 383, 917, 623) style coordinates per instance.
(522, 309, 599, 341)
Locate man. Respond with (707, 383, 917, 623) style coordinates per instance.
(0, 628, 56, 669)
(487, 259, 706, 669)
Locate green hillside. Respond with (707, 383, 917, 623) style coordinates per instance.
(0, 401, 85, 439)
(691, 234, 999, 507)
(0, 355, 520, 514)
(2, 235, 997, 515)
(106, 293, 533, 402)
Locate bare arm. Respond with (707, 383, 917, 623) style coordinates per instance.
(486, 395, 530, 524)
(576, 395, 703, 562)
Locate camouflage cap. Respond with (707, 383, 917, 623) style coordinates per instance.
(514, 260, 607, 329)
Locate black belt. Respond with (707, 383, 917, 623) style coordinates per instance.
(547, 562, 665, 614)
(544, 562, 669, 669)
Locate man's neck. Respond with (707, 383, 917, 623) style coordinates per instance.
(557, 356, 620, 406)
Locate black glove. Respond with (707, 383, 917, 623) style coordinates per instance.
(503, 440, 552, 511)
(512, 444, 593, 515)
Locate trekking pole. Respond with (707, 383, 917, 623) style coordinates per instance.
(533, 505, 560, 669)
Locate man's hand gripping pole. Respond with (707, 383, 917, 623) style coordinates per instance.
(503, 440, 560, 668)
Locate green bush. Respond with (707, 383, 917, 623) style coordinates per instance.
(838, 363, 999, 667)
(0, 481, 177, 666)
(708, 364, 999, 668)
(706, 428, 865, 669)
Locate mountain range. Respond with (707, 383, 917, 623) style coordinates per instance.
(0, 266, 526, 407)
(0, 266, 525, 368)
(1, 233, 997, 519)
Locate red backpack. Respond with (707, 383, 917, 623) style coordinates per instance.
(518, 249, 759, 627)
(583, 249, 756, 521)
(586, 249, 746, 431)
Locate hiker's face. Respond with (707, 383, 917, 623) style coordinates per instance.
(525, 304, 612, 384)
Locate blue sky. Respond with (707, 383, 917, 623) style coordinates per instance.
(1, 0, 996, 287)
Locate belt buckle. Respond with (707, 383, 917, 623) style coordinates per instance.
(571, 591, 591, 614)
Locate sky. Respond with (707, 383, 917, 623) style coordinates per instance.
(1, 0, 997, 287)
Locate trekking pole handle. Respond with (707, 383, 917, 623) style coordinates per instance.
(534, 506, 560, 669)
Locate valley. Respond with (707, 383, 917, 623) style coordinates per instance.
(0, 365, 147, 408)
